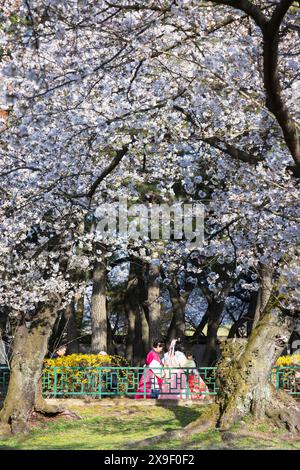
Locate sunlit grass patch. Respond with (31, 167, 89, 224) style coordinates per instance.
(0, 403, 204, 450)
(1, 402, 300, 450)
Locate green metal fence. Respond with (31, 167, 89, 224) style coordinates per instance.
(1, 365, 299, 399)
(42, 366, 218, 399)
(272, 366, 300, 397)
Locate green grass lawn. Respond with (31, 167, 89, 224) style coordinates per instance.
(0, 402, 300, 450)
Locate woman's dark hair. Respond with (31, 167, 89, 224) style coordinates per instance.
(186, 351, 194, 358)
(174, 343, 183, 352)
(153, 340, 164, 348)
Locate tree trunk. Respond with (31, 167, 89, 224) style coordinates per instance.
(65, 300, 79, 354)
(90, 256, 107, 354)
(166, 284, 186, 346)
(132, 307, 149, 365)
(0, 298, 66, 433)
(228, 297, 255, 339)
(147, 260, 161, 345)
(124, 257, 149, 364)
(133, 310, 143, 366)
(124, 305, 148, 365)
(228, 277, 272, 339)
(0, 314, 8, 364)
(216, 309, 300, 433)
(125, 303, 136, 364)
(107, 316, 115, 355)
(245, 290, 259, 336)
(49, 297, 81, 355)
(48, 312, 66, 356)
(75, 293, 84, 336)
(202, 300, 224, 366)
(250, 263, 274, 332)
(192, 311, 208, 341)
(0, 335, 7, 365)
(140, 306, 150, 357)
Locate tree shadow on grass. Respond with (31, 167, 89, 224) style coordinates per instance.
(155, 402, 207, 428)
(0, 404, 207, 450)
(0, 415, 177, 450)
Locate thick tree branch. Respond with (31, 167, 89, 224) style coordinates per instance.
(58, 144, 130, 201)
(210, 0, 268, 29)
(87, 144, 129, 199)
(173, 104, 262, 164)
(263, 0, 300, 168)
(211, 0, 300, 169)
(201, 136, 263, 164)
(268, 0, 295, 33)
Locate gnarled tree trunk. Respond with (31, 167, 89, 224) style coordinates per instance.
(0, 298, 67, 433)
(249, 263, 274, 333)
(216, 309, 300, 433)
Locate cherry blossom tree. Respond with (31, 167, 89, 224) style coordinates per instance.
(0, 0, 299, 434)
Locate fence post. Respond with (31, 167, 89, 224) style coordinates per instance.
(99, 368, 102, 400)
(53, 367, 57, 398)
(275, 367, 280, 391)
(143, 368, 146, 399)
(186, 368, 190, 399)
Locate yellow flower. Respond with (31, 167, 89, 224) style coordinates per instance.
(276, 354, 300, 366)
(43, 353, 129, 391)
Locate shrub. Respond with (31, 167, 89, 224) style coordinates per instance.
(43, 354, 133, 397)
(44, 353, 128, 368)
(276, 354, 300, 366)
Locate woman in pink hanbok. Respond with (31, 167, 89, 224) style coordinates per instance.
(135, 341, 164, 399)
(159, 339, 189, 399)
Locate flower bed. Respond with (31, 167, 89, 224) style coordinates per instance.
(276, 354, 300, 366)
(43, 354, 133, 397)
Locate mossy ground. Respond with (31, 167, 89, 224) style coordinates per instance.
(0, 401, 300, 450)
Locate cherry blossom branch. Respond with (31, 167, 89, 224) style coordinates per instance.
(210, 0, 268, 29)
(0, 166, 42, 177)
(57, 144, 130, 201)
(87, 144, 130, 199)
(262, 0, 300, 169)
(105, 1, 172, 13)
(211, 0, 300, 169)
(173, 104, 262, 164)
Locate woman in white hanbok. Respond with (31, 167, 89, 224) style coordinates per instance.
(159, 339, 188, 399)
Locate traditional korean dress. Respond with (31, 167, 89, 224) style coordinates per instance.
(135, 349, 164, 399)
(184, 358, 209, 399)
(158, 340, 188, 399)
